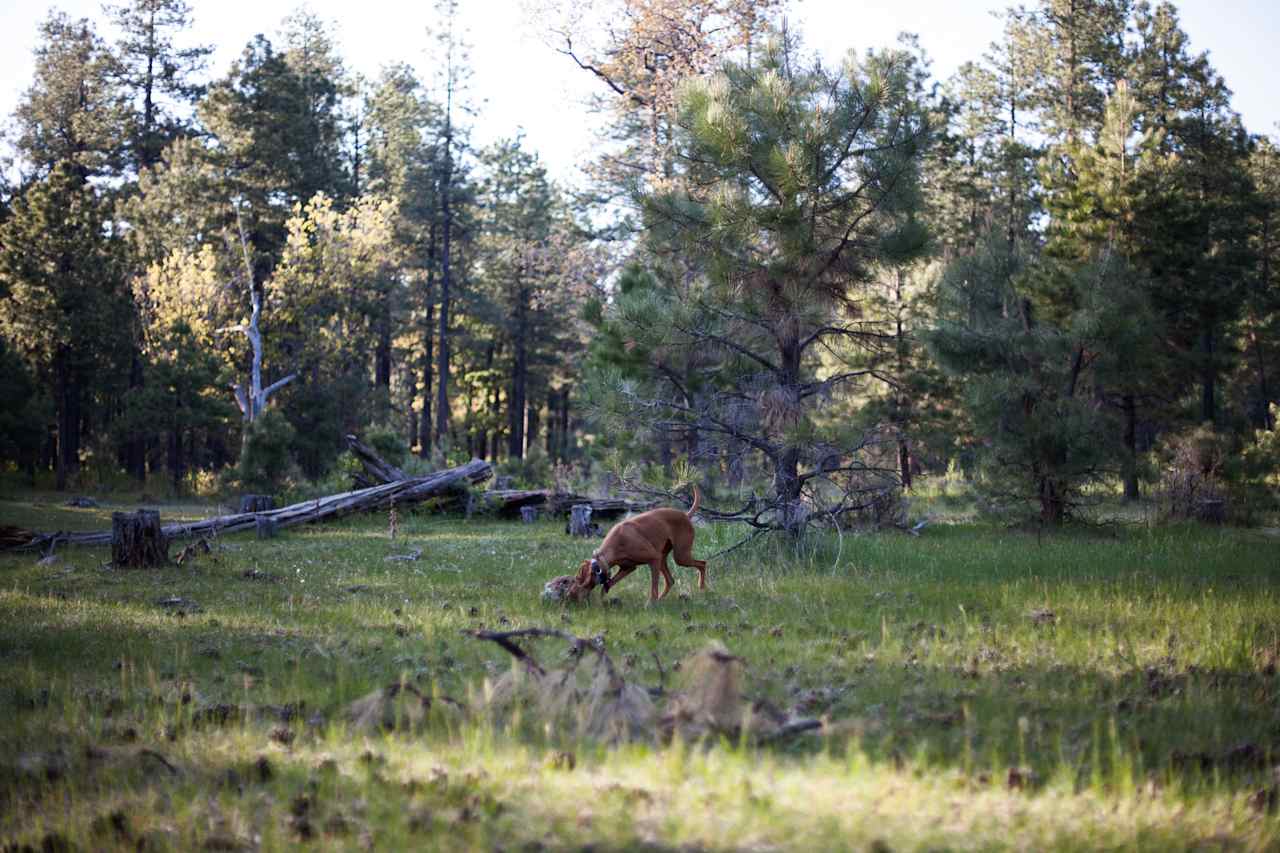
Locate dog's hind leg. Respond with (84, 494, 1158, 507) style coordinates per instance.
(672, 540, 708, 590)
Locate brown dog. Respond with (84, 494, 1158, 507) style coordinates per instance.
(571, 487, 706, 602)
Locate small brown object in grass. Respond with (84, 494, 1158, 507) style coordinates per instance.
(542, 574, 585, 604)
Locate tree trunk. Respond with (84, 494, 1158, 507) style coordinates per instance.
(112, 510, 169, 568)
(55, 352, 81, 492)
(407, 372, 418, 452)
(898, 439, 913, 492)
(140, 11, 159, 170)
(127, 352, 146, 482)
(490, 382, 502, 461)
(18, 460, 493, 551)
(419, 226, 436, 459)
(168, 428, 183, 493)
(346, 434, 408, 482)
(375, 287, 392, 408)
(1039, 475, 1066, 525)
(54, 351, 69, 491)
(1200, 327, 1216, 425)
(774, 335, 804, 535)
(508, 282, 528, 460)
(1122, 393, 1140, 501)
(255, 516, 278, 540)
(559, 388, 570, 461)
(435, 102, 454, 453)
(526, 400, 539, 456)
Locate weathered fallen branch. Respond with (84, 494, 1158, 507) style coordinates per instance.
(341, 435, 649, 519)
(478, 490, 653, 519)
(345, 433, 408, 484)
(5, 459, 492, 552)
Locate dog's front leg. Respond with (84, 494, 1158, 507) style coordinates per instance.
(606, 565, 637, 595)
(647, 560, 665, 602)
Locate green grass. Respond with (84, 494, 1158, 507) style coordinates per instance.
(1, 494, 1278, 850)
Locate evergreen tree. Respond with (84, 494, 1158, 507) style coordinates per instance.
(594, 35, 932, 531)
(13, 12, 128, 180)
(475, 138, 598, 461)
(929, 239, 1151, 523)
(1042, 81, 1173, 497)
(1020, 0, 1131, 144)
(105, 0, 212, 173)
(1121, 1, 1252, 427)
(426, 0, 474, 455)
(1238, 135, 1280, 430)
(0, 339, 48, 481)
(199, 20, 350, 280)
(0, 165, 130, 489)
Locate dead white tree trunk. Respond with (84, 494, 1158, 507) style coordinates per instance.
(224, 202, 295, 425)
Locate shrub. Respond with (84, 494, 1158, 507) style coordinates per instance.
(237, 410, 297, 494)
(366, 425, 409, 469)
(496, 445, 553, 489)
(1156, 418, 1278, 525)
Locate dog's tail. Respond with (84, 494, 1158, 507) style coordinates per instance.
(687, 484, 701, 517)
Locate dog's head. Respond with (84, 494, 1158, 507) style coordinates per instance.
(569, 557, 609, 600)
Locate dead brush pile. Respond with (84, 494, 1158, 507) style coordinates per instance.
(343, 629, 825, 746)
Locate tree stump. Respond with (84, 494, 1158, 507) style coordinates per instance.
(239, 495, 275, 513)
(256, 516, 279, 540)
(520, 506, 538, 524)
(111, 510, 169, 568)
(1196, 498, 1226, 525)
(568, 504, 594, 537)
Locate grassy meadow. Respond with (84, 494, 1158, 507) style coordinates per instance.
(1, 490, 1278, 851)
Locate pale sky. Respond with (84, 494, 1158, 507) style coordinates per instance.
(1, 0, 1277, 187)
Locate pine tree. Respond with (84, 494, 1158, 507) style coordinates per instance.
(13, 12, 128, 180)
(1239, 135, 1280, 430)
(1042, 82, 1172, 497)
(0, 165, 130, 489)
(105, 0, 212, 173)
(426, 0, 473, 456)
(595, 34, 931, 531)
(929, 238, 1150, 523)
(1125, 2, 1255, 426)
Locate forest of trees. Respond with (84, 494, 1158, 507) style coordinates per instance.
(0, 0, 1276, 529)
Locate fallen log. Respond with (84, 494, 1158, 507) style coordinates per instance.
(5, 459, 492, 552)
(547, 495, 652, 518)
(338, 437, 651, 520)
(345, 433, 408, 484)
(477, 489, 653, 519)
